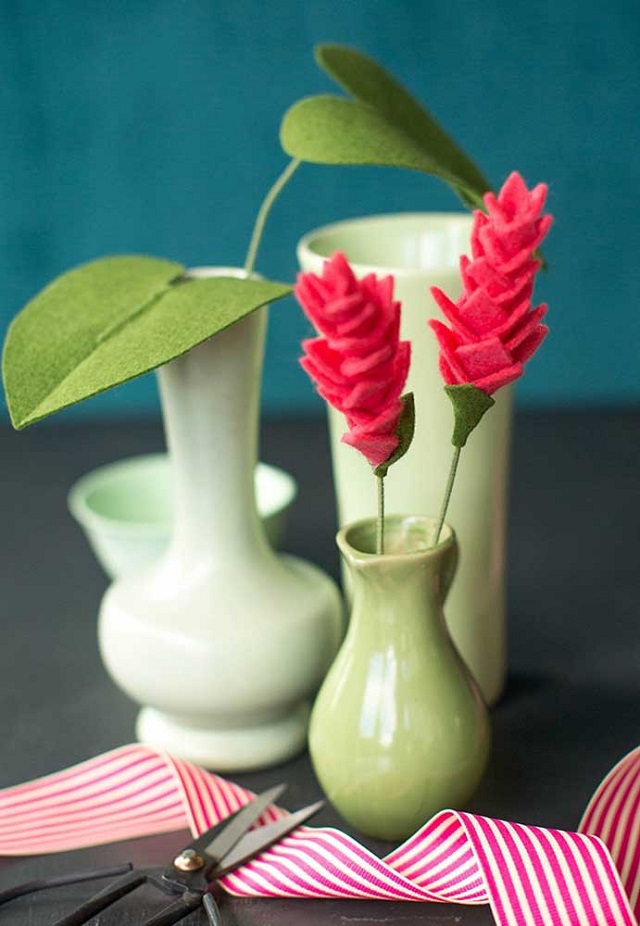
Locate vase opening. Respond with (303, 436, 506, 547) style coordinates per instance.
(299, 213, 472, 274)
(184, 266, 255, 281)
(342, 515, 454, 558)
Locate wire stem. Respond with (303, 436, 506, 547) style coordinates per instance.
(377, 475, 385, 555)
(434, 445, 462, 547)
(244, 159, 301, 275)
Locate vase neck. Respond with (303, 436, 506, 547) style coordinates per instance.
(339, 517, 458, 647)
(350, 553, 453, 641)
(157, 309, 268, 563)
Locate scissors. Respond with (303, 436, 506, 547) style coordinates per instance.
(0, 783, 322, 925)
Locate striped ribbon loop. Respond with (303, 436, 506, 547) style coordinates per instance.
(1, 744, 638, 926)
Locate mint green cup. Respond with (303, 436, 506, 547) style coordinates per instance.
(69, 454, 297, 580)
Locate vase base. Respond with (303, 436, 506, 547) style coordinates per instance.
(136, 702, 310, 771)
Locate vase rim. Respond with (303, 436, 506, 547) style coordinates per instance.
(297, 212, 473, 277)
(337, 514, 456, 563)
(184, 266, 262, 281)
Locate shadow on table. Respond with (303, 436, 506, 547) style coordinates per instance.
(470, 671, 639, 831)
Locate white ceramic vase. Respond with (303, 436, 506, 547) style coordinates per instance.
(298, 215, 512, 706)
(98, 267, 343, 771)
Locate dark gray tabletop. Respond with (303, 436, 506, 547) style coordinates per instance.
(1, 409, 639, 924)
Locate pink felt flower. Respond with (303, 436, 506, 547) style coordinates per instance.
(295, 252, 411, 469)
(429, 171, 553, 395)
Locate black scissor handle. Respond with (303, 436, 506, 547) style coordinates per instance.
(138, 890, 203, 926)
(0, 863, 133, 906)
(51, 869, 147, 926)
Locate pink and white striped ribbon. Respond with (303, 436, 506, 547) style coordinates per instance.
(1, 743, 638, 926)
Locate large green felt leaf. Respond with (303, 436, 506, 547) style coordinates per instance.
(3, 256, 290, 428)
(280, 44, 491, 209)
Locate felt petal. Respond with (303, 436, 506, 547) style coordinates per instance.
(512, 321, 548, 365)
(331, 296, 377, 334)
(431, 287, 477, 340)
(393, 340, 412, 391)
(332, 301, 399, 354)
(438, 355, 459, 386)
(503, 304, 547, 353)
(460, 255, 506, 298)
(295, 273, 332, 313)
(471, 362, 523, 394)
(529, 182, 549, 216)
(490, 289, 537, 340)
(456, 289, 509, 338)
(345, 413, 400, 442)
(428, 320, 469, 384)
(463, 254, 537, 300)
(342, 430, 399, 468)
(297, 290, 366, 341)
(299, 359, 345, 404)
(360, 272, 395, 313)
(428, 319, 462, 353)
(323, 251, 357, 294)
(475, 224, 511, 270)
(301, 339, 347, 387)
(470, 211, 489, 261)
(342, 341, 410, 415)
(341, 377, 394, 411)
(454, 337, 513, 379)
(493, 274, 536, 312)
(340, 338, 396, 377)
(494, 171, 531, 217)
(345, 392, 404, 430)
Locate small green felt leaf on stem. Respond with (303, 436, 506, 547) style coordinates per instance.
(374, 392, 415, 478)
(445, 384, 495, 448)
(280, 44, 490, 210)
(3, 256, 291, 429)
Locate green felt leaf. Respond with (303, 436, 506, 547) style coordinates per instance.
(374, 392, 415, 478)
(445, 384, 495, 448)
(281, 44, 491, 210)
(3, 256, 291, 428)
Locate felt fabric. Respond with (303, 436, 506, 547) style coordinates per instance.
(2, 257, 291, 429)
(445, 385, 495, 448)
(295, 252, 411, 470)
(280, 44, 490, 211)
(373, 392, 415, 478)
(428, 171, 552, 397)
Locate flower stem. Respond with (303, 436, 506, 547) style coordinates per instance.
(434, 445, 462, 546)
(377, 474, 385, 555)
(244, 158, 301, 275)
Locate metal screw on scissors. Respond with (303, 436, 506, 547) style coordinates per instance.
(0, 783, 323, 925)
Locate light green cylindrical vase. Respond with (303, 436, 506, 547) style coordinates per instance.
(309, 515, 490, 841)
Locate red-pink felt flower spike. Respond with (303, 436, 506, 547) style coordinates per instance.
(429, 171, 553, 542)
(295, 252, 414, 553)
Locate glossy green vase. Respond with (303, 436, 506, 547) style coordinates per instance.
(308, 515, 490, 841)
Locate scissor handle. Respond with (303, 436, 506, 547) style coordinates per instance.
(139, 890, 203, 926)
(51, 869, 147, 926)
(203, 892, 223, 926)
(0, 863, 133, 906)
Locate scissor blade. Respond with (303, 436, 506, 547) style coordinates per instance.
(201, 783, 287, 866)
(211, 799, 324, 878)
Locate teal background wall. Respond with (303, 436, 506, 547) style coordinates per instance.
(1, 0, 638, 423)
